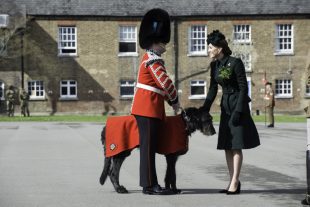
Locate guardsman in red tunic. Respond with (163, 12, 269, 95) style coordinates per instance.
(131, 8, 180, 195)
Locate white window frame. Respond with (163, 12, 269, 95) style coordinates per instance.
(118, 26, 138, 56)
(60, 80, 77, 100)
(28, 80, 45, 100)
(233, 25, 251, 43)
(188, 25, 207, 56)
(120, 80, 135, 98)
(275, 24, 294, 55)
(0, 81, 4, 100)
(58, 26, 77, 56)
(0, 14, 9, 28)
(189, 80, 207, 99)
(275, 79, 293, 98)
(233, 52, 251, 72)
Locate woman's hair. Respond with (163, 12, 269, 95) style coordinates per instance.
(207, 30, 232, 56)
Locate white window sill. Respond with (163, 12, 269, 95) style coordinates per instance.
(188, 95, 206, 100)
(58, 54, 78, 58)
(274, 52, 294, 56)
(120, 96, 134, 100)
(232, 41, 252, 45)
(0, 98, 4, 101)
(275, 95, 293, 99)
(305, 95, 310, 99)
(59, 97, 78, 101)
(118, 53, 138, 57)
(29, 97, 46, 101)
(187, 53, 208, 57)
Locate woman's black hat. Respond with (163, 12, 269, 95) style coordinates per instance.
(207, 30, 226, 47)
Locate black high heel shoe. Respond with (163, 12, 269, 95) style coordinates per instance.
(226, 182, 241, 195)
(219, 189, 228, 193)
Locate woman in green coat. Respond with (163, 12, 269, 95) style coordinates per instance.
(200, 30, 260, 194)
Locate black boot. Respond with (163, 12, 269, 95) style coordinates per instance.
(143, 184, 173, 195)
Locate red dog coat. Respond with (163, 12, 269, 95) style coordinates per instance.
(105, 115, 188, 157)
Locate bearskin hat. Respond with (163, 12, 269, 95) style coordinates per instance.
(139, 8, 171, 49)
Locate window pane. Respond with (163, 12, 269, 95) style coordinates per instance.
(191, 86, 204, 95)
(190, 25, 206, 53)
(58, 26, 77, 55)
(121, 87, 134, 96)
(0, 83, 3, 98)
(62, 87, 67, 95)
(119, 42, 136, 53)
(70, 87, 76, 95)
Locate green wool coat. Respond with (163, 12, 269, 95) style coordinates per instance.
(203, 55, 260, 150)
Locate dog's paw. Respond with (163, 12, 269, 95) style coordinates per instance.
(99, 177, 105, 185)
(116, 186, 128, 194)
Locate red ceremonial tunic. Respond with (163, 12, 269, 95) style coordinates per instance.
(131, 50, 178, 120)
(105, 115, 188, 157)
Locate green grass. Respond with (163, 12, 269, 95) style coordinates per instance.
(0, 114, 306, 123)
(212, 114, 306, 123)
(0, 115, 107, 122)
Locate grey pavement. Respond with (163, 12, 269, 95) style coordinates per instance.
(0, 121, 307, 207)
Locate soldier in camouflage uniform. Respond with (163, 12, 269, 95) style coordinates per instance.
(20, 88, 30, 117)
(302, 75, 310, 205)
(264, 82, 275, 127)
(5, 85, 15, 117)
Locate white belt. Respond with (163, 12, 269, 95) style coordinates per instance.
(136, 83, 165, 96)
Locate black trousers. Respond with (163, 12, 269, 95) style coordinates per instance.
(134, 115, 160, 187)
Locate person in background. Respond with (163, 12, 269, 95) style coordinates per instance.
(20, 88, 30, 117)
(264, 82, 275, 128)
(6, 85, 15, 117)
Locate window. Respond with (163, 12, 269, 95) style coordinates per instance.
(306, 84, 310, 96)
(58, 26, 77, 56)
(233, 25, 251, 43)
(0, 81, 4, 100)
(188, 25, 207, 55)
(119, 26, 137, 55)
(189, 80, 206, 99)
(234, 53, 251, 72)
(275, 79, 293, 98)
(0, 14, 9, 28)
(120, 80, 135, 98)
(275, 24, 293, 54)
(60, 80, 77, 99)
(28, 80, 45, 99)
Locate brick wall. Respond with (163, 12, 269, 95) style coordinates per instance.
(0, 16, 309, 115)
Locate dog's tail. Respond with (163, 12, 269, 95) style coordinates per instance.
(99, 126, 111, 185)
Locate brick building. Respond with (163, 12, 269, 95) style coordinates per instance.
(0, 0, 309, 115)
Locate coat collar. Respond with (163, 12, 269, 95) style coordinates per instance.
(217, 55, 230, 68)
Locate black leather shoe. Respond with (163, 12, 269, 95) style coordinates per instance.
(142, 185, 173, 195)
(227, 182, 241, 195)
(267, 124, 274, 128)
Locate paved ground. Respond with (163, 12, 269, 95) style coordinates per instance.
(0, 121, 307, 207)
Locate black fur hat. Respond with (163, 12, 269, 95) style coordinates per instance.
(139, 8, 171, 49)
